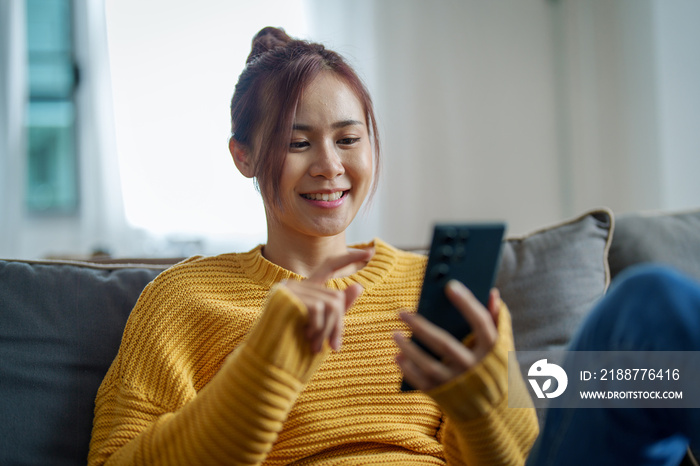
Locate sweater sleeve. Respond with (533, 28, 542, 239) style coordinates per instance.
(88, 285, 328, 466)
(427, 303, 539, 465)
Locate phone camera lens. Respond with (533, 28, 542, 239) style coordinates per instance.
(432, 263, 450, 280)
(443, 228, 458, 243)
(440, 245, 454, 260)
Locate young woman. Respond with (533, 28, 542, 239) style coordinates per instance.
(87, 27, 540, 465)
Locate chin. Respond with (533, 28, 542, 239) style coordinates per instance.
(305, 218, 354, 238)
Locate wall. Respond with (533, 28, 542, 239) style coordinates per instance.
(553, 0, 663, 216)
(309, 0, 700, 248)
(373, 0, 562, 245)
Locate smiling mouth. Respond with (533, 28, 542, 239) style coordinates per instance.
(301, 191, 348, 201)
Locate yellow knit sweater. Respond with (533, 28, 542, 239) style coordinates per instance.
(88, 238, 538, 465)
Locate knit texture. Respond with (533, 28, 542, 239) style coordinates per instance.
(88, 239, 538, 465)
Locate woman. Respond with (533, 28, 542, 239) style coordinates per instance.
(88, 27, 538, 465)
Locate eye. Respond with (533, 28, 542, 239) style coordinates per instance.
(289, 140, 309, 150)
(338, 137, 360, 146)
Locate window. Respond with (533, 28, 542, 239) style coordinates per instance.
(24, 0, 79, 214)
(105, 0, 309, 252)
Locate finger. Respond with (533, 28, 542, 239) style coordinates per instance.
(399, 311, 478, 369)
(297, 287, 345, 352)
(393, 331, 453, 385)
(298, 286, 341, 335)
(488, 288, 501, 326)
(445, 280, 498, 348)
(395, 351, 430, 392)
(328, 307, 344, 351)
(305, 297, 326, 341)
(314, 306, 339, 353)
(307, 248, 372, 284)
(326, 284, 362, 351)
(344, 283, 364, 309)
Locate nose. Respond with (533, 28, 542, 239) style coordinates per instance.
(309, 141, 344, 179)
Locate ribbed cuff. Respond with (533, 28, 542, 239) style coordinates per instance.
(428, 337, 509, 421)
(244, 284, 330, 384)
(427, 302, 513, 421)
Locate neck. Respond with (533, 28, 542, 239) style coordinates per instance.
(263, 227, 356, 279)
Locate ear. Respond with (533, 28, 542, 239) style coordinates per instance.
(229, 137, 255, 178)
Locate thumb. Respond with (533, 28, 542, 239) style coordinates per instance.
(344, 283, 364, 310)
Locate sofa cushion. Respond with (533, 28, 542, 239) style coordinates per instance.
(496, 208, 614, 356)
(0, 260, 166, 466)
(609, 208, 700, 282)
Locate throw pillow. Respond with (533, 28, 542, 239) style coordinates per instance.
(496, 208, 613, 355)
(608, 208, 700, 282)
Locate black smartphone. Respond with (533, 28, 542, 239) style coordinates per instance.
(400, 223, 506, 391)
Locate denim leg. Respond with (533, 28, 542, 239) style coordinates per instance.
(527, 265, 700, 466)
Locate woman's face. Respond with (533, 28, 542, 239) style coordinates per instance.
(265, 71, 373, 241)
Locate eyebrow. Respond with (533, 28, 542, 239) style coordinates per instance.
(292, 119, 365, 131)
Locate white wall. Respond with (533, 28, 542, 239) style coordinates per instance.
(552, 0, 664, 217)
(309, 0, 700, 248)
(372, 0, 562, 245)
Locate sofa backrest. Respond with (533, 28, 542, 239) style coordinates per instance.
(0, 259, 169, 466)
(0, 210, 616, 464)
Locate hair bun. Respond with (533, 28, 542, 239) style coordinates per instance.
(247, 27, 292, 64)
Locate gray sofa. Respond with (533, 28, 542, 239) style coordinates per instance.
(1, 207, 699, 465)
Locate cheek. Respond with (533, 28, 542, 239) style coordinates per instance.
(279, 154, 307, 189)
(349, 146, 374, 186)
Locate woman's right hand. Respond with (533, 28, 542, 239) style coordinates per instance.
(282, 249, 371, 353)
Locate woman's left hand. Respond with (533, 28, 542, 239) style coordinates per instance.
(394, 280, 501, 392)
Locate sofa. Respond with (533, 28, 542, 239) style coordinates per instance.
(1, 207, 699, 465)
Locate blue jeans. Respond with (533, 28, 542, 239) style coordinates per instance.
(527, 265, 700, 466)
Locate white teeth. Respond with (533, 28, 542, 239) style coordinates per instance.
(303, 191, 344, 201)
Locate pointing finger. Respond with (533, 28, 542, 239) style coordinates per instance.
(307, 248, 372, 284)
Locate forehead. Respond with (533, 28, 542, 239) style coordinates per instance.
(294, 72, 366, 125)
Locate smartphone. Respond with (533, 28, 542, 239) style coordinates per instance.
(400, 223, 506, 391)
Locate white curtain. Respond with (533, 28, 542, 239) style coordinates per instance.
(103, 0, 309, 256)
(74, 0, 128, 256)
(0, 0, 26, 258)
(0, 0, 128, 259)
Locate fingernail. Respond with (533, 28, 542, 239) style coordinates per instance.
(446, 279, 462, 293)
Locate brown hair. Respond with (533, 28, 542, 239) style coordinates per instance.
(230, 27, 380, 207)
